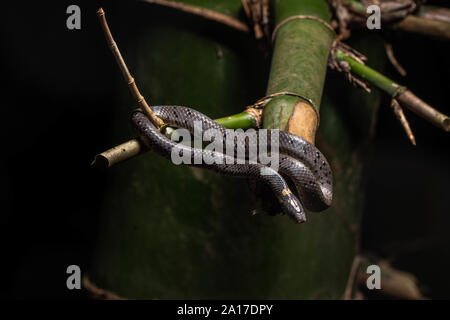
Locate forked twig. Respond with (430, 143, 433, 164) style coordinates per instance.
(97, 8, 166, 131)
(390, 99, 416, 146)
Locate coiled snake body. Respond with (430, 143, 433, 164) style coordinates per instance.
(132, 105, 333, 223)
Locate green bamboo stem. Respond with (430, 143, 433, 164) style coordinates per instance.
(92, 110, 259, 168)
(335, 50, 450, 132)
(335, 50, 405, 96)
(214, 111, 258, 129)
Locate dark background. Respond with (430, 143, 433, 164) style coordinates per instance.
(0, 0, 449, 299)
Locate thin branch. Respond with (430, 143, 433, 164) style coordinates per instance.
(97, 8, 166, 130)
(82, 275, 125, 300)
(397, 90, 450, 132)
(390, 99, 416, 145)
(141, 0, 249, 33)
(384, 42, 407, 77)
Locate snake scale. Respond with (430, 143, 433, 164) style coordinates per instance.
(131, 105, 333, 223)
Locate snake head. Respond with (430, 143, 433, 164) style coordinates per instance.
(281, 188, 306, 223)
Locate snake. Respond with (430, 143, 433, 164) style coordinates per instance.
(131, 105, 333, 223)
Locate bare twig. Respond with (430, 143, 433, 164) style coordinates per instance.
(141, 0, 249, 32)
(82, 275, 125, 300)
(390, 99, 416, 145)
(397, 90, 450, 132)
(241, 0, 271, 39)
(97, 8, 166, 131)
(384, 42, 407, 76)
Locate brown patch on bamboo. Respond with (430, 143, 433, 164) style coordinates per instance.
(286, 101, 319, 145)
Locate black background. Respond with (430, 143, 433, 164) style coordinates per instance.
(0, 0, 449, 299)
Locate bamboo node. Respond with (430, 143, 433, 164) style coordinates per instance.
(245, 107, 263, 128)
(247, 91, 320, 125)
(272, 15, 335, 42)
(329, 41, 371, 92)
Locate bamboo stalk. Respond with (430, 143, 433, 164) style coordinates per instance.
(334, 50, 450, 132)
(264, 0, 334, 144)
(92, 109, 260, 168)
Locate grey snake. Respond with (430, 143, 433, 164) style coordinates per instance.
(131, 105, 333, 223)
